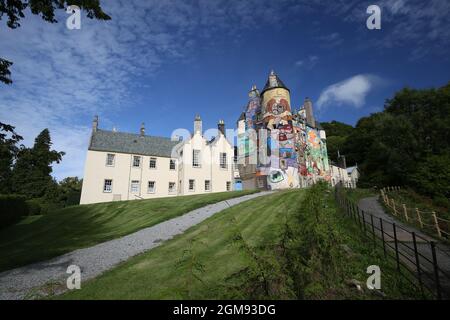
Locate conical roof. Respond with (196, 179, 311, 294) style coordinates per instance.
(261, 70, 289, 94)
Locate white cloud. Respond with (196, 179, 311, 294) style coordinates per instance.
(295, 55, 319, 69)
(0, 0, 302, 180)
(316, 74, 380, 110)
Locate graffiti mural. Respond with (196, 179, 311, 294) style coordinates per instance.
(238, 70, 331, 189)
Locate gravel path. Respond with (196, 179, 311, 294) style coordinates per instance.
(358, 196, 450, 298)
(0, 191, 274, 300)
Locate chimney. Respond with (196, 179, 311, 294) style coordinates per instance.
(304, 98, 316, 128)
(218, 119, 225, 136)
(92, 115, 98, 132)
(140, 122, 145, 136)
(194, 115, 202, 135)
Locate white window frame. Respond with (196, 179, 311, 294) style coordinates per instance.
(168, 182, 176, 194)
(220, 152, 227, 169)
(103, 179, 113, 193)
(147, 181, 156, 194)
(149, 157, 157, 169)
(132, 155, 141, 168)
(188, 179, 195, 192)
(130, 180, 140, 194)
(169, 159, 176, 170)
(106, 153, 115, 167)
(192, 150, 201, 168)
(205, 180, 211, 192)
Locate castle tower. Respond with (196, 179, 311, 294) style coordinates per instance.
(260, 70, 292, 129)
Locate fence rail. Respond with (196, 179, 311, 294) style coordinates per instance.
(335, 186, 450, 300)
(380, 187, 450, 240)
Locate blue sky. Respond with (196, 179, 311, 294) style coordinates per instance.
(1, 0, 449, 179)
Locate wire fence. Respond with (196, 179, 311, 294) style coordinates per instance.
(335, 185, 450, 300)
(381, 187, 450, 240)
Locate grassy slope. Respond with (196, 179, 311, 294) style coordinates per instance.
(59, 188, 420, 300)
(0, 190, 257, 272)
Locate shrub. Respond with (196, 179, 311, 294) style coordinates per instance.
(0, 194, 29, 229)
(26, 199, 42, 216)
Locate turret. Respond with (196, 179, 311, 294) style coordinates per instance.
(260, 70, 292, 129)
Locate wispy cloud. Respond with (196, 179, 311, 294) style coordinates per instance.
(295, 55, 319, 69)
(0, 0, 302, 179)
(316, 74, 381, 110)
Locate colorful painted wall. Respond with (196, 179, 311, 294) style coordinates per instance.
(237, 71, 331, 190)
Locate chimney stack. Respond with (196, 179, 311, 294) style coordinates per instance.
(194, 115, 202, 135)
(92, 115, 98, 132)
(218, 119, 225, 136)
(304, 98, 316, 128)
(140, 122, 145, 136)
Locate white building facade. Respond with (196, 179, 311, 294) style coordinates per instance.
(80, 116, 235, 204)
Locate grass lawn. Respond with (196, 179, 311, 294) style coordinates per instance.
(58, 187, 420, 300)
(0, 190, 257, 272)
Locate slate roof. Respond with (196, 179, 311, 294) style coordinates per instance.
(89, 129, 180, 158)
(261, 71, 289, 95)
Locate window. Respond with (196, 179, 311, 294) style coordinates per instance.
(106, 153, 115, 166)
(205, 180, 211, 191)
(132, 156, 141, 167)
(147, 181, 156, 193)
(226, 181, 231, 191)
(149, 157, 157, 169)
(192, 150, 200, 168)
(131, 180, 140, 193)
(220, 152, 227, 169)
(189, 179, 195, 191)
(170, 159, 176, 170)
(168, 182, 176, 193)
(103, 179, 113, 193)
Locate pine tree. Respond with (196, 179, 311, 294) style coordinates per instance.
(11, 129, 64, 198)
(0, 122, 23, 193)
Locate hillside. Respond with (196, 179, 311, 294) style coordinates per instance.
(59, 185, 419, 300)
(0, 190, 257, 272)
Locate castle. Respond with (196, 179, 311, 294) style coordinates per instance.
(80, 70, 357, 204)
(236, 70, 333, 189)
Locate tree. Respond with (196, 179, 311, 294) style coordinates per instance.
(11, 129, 64, 198)
(0, 0, 110, 84)
(0, 122, 23, 193)
(320, 121, 354, 164)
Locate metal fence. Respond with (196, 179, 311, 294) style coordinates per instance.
(335, 186, 450, 299)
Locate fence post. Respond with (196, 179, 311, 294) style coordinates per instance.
(430, 241, 442, 300)
(380, 218, 386, 257)
(362, 210, 367, 233)
(416, 208, 423, 229)
(403, 204, 409, 222)
(412, 232, 424, 297)
(393, 223, 400, 271)
(432, 212, 442, 238)
(392, 198, 397, 215)
(371, 214, 376, 245)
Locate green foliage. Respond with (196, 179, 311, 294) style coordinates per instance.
(0, 122, 23, 194)
(0, 194, 28, 229)
(343, 83, 450, 199)
(320, 121, 354, 164)
(11, 129, 64, 199)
